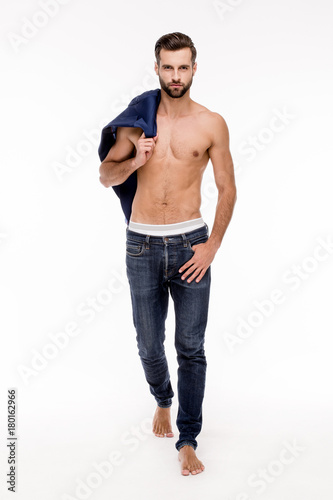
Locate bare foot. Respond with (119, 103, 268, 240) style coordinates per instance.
(178, 446, 205, 476)
(152, 407, 174, 438)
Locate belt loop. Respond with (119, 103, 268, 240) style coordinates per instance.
(181, 233, 187, 247)
(145, 235, 150, 249)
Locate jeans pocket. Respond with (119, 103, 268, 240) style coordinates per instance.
(126, 242, 145, 257)
(189, 234, 208, 250)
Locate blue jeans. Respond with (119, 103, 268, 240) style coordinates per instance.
(125, 224, 211, 451)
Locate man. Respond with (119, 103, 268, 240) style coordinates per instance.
(99, 32, 237, 476)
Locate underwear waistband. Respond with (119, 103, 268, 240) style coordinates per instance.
(128, 217, 205, 236)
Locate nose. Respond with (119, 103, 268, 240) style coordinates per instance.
(172, 69, 180, 81)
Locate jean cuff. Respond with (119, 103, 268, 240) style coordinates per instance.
(176, 441, 197, 452)
(157, 402, 172, 409)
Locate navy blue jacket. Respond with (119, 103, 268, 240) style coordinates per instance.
(98, 89, 161, 223)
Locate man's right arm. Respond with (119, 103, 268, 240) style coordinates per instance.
(99, 127, 157, 188)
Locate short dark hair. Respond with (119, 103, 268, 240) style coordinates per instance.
(155, 32, 197, 66)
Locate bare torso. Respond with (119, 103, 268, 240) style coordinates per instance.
(129, 101, 216, 224)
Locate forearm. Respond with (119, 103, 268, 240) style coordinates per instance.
(99, 157, 138, 187)
(209, 187, 237, 250)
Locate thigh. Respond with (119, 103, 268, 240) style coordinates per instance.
(126, 237, 169, 347)
(170, 249, 211, 352)
(126, 236, 164, 295)
(170, 265, 211, 327)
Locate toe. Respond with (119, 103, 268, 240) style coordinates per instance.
(182, 469, 190, 476)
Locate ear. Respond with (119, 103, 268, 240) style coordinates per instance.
(192, 62, 197, 76)
(154, 61, 159, 75)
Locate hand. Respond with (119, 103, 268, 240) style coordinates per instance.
(179, 240, 218, 283)
(134, 131, 158, 168)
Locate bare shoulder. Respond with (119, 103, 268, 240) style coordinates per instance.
(116, 126, 141, 142)
(193, 102, 229, 139)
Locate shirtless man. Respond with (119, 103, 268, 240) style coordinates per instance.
(99, 32, 237, 475)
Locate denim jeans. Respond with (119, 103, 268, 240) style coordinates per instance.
(125, 223, 211, 451)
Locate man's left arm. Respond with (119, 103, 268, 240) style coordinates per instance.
(179, 114, 237, 283)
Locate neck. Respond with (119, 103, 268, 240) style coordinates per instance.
(158, 89, 192, 118)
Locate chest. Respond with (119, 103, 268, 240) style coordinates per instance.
(154, 115, 210, 161)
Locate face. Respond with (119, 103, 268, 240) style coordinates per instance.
(155, 48, 197, 99)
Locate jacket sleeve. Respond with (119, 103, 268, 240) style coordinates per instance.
(97, 89, 160, 223)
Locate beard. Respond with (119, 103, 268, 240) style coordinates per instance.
(159, 75, 193, 99)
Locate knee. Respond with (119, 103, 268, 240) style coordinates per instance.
(175, 341, 206, 361)
(138, 343, 165, 363)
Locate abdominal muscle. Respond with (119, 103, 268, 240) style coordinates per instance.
(130, 156, 207, 224)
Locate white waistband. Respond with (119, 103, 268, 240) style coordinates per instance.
(128, 217, 205, 236)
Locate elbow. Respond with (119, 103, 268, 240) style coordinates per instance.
(218, 183, 237, 203)
(99, 176, 109, 188)
(99, 163, 110, 188)
(231, 186, 237, 212)
(228, 180, 237, 205)
(233, 186, 237, 205)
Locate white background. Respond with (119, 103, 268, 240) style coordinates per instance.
(0, 0, 332, 499)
